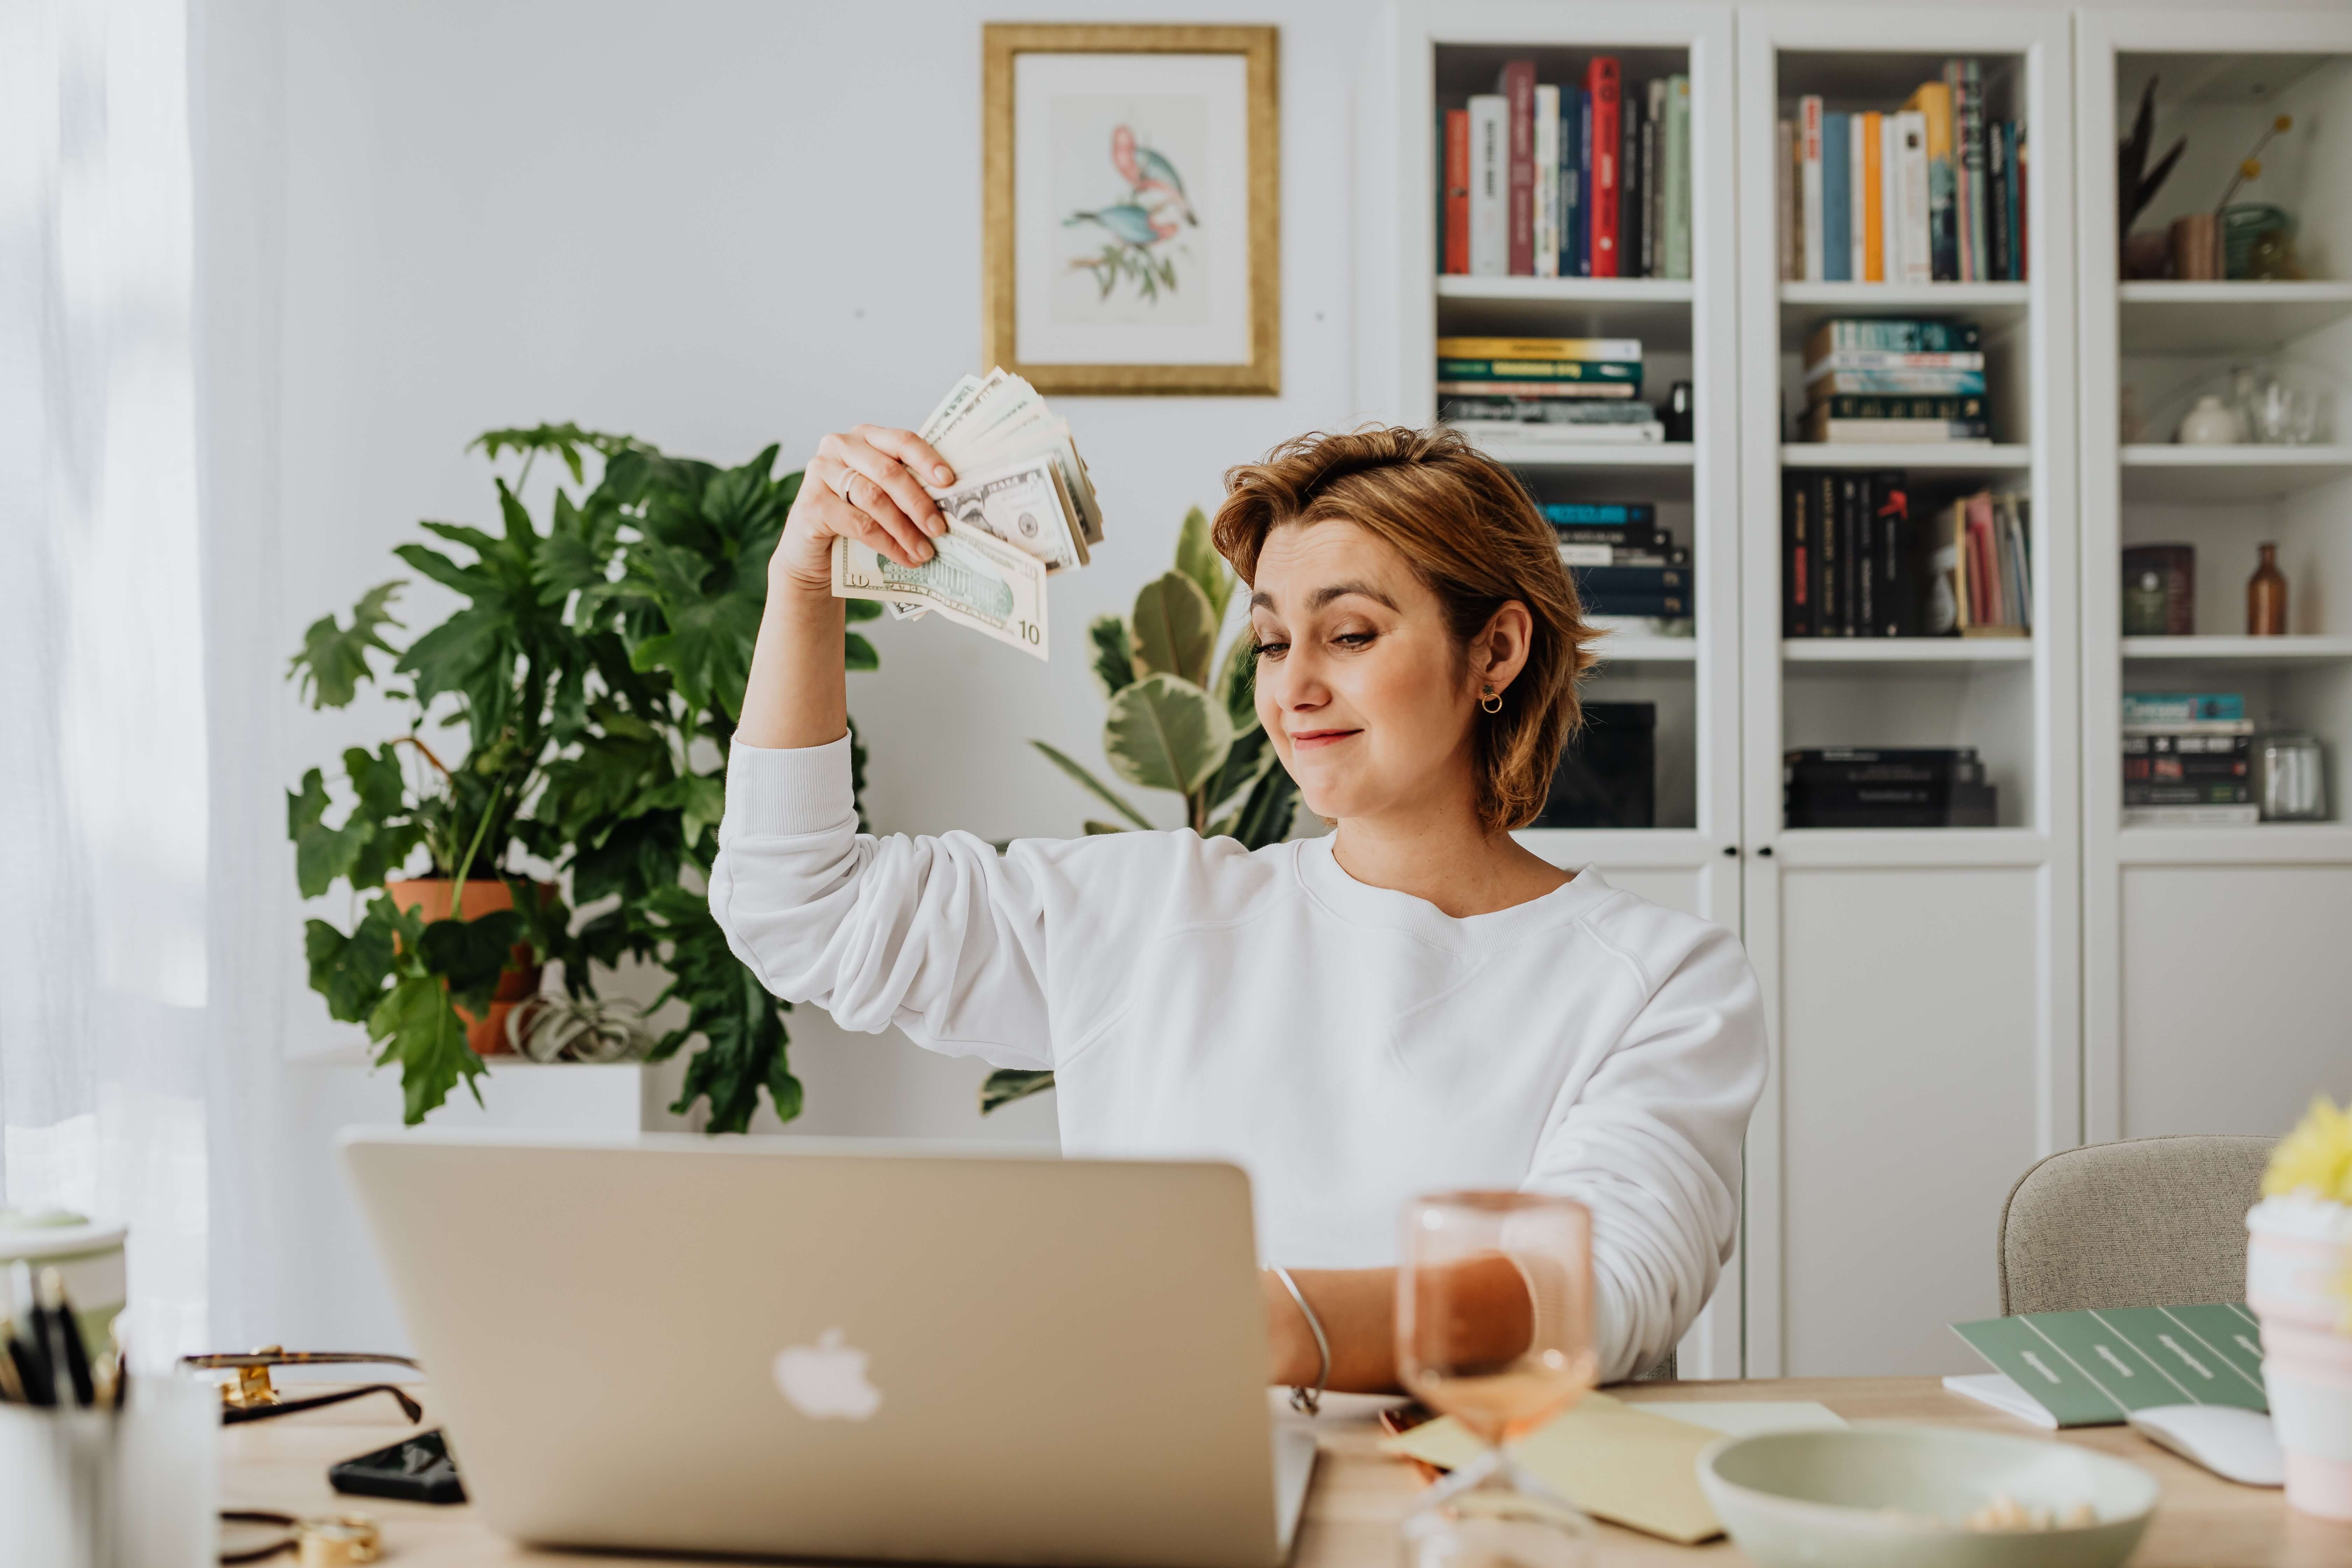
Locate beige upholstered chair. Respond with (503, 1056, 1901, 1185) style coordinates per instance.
(1998, 1135, 2274, 1316)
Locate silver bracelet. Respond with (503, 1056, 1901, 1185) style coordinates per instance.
(1270, 1266, 1330, 1415)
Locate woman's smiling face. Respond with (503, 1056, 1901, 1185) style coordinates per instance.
(1248, 518, 1496, 826)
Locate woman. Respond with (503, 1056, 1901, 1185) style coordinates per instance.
(713, 420, 1765, 1396)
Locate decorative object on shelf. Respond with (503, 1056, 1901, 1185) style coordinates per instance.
(2222, 203, 2298, 280)
(1785, 747, 1995, 829)
(2121, 545, 2194, 635)
(2122, 566, 2169, 637)
(993, 507, 1300, 1115)
(2116, 75, 2185, 280)
(1534, 702, 1655, 829)
(2252, 732, 2328, 822)
(2251, 377, 2322, 446)
(2227, 366, 2261, 442)
(506, 993, 656, 1064)
(288, 427, 872, 1129)
(2247, 542, 2289, 636)
(2170, 212, 2221, 281)
(2246, 1096, 2352, 1520)
(1657, 380, 1693, 444)
(2212, 114, 2293, 233)
(2176, 392, 2240, 445)
(981, 23, 1279, 396)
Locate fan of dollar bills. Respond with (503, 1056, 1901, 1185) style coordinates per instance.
(830, 369, 1105, 662)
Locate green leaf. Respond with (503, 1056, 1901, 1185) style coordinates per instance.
(288, 768, 377, 899)
(1215, 631, 1261, 733)
(368, 972, 484, 1125)
(844, 631, 880, 671)
(1103, 673, 1233, 796)
(1082, 820, 1126, 835)
(303, 897, 400, 1023)
(1230, 757, 1301, 849)
(843, 598, 884, 623)
(1172, 506, 1231, 626)
(417, 908, 526, 1009)
(1030, 740, 1155, 830)
(1087, 614, 1136, 700)
(395, 606, 511, 710)
(980, 1069, 1056, 1114)
(1130, 572, 1217, 687)
(638, 885, 798, 1134)
(678, 772, 727, 851)
(287, 582, 404, 708)
(343, 745, 407, 822)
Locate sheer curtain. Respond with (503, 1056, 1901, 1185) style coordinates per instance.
(1, 0, 216, 1360)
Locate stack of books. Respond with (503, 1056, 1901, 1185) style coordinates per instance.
(1776, 59, 2028, 283)
(1547, 501, 1691, 634)
(1785, 747, 1996, 828)
(2122, 693, 2256, 826)
(1442, 58, 1692, 281)
(1780, 475, 2029, 638)
(1440, 336, 1661, 445)
(1800, 318, 1988, 445)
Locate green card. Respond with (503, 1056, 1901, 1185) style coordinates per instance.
(1951, 1302, 2269, 1427)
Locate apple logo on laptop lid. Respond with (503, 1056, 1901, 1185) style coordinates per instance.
(772, 1328, 882, 1420)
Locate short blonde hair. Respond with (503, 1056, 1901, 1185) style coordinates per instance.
(1211, 426, 1596, 833)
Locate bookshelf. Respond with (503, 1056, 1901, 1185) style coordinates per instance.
(1360, 0, 1741, 1379)
(2078, 10, 2352, 1154)
(1734, 6, 2077, 1382)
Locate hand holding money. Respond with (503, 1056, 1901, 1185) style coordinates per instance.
(829, 369, 1106, 661)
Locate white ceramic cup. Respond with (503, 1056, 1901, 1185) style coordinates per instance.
(0, 1375, 217, 1567)
(2246, 1194, 2352, 1520)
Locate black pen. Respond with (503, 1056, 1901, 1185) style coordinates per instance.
(7, 1262, 54, 1407)
(43, 1270, 96, 1407)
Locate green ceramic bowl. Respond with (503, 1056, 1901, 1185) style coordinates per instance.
(1697, 1426, 2158, 1568)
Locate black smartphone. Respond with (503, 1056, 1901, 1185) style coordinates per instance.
(327, 1427, 467, 1504)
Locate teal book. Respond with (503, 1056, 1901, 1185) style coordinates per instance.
(1949, 1303, 2269, 1428)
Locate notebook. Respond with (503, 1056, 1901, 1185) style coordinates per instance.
(1947, 1303, 2269, 1428)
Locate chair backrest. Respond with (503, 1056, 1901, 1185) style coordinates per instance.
(1998, 1135, 2274, 1316)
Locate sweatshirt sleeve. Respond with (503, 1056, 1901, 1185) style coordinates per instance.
(706, 735, 1058, 1070)
(1520, 906, 1768, 1384)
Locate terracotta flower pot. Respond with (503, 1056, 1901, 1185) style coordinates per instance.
(384, 878, 550, 1056)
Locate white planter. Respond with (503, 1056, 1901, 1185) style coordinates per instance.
(2247, 1194, 2352, 1520)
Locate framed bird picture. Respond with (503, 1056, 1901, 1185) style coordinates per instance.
(982, 23, 1279, 396)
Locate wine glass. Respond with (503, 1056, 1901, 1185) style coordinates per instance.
(1396, 1192, 1599, 1568)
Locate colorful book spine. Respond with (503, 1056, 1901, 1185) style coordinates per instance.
(1807, 370, 1988, 396)
(1799, 96, 1825, 282)
(1808, 349, 1985, 373)
(2015, 125, 2029, 280)
(1533, 83, 1560, 278)
(1862, 111, 1887, 282)
(1895, 111, 1931, 285)
(1821, 112, 1851, 282)
(1956, 58, 1988, 284)
(1776, 119, 1797, 281)
(1664, 76, 1691, 281)
(1541, 500, 1658, 528)
(1620, 77, 1644, 278)
(1987, 118, 2012, 283)
(1848, 111, 1868, 283)
(1437, 336, 1642, 359)
(1639, 78, 1664, 278)
(1573, 88, 1593, 275)
(1588, 57, 1622, 277)
(1783, 475, 1813, 636)
(1808, 318, 1980, 355)
(1468, 95, 1507, 276)
(1438, 359, 1643, 384)
(1905, 81, 1955, 281)
(1442, 110, 1470, 275)
(1500, 61, 1535, 275)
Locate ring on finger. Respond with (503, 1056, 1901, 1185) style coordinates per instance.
(832, 464, 862, 504)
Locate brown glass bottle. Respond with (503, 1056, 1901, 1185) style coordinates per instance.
(2247, 543, 2288, 636)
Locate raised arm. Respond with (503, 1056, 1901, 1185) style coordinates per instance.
(737, 424, 958, 750)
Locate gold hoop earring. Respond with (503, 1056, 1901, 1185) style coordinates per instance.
(1480, 685, 1503, 715)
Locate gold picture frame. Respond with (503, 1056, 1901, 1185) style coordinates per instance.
(982, 23, 1280, 396)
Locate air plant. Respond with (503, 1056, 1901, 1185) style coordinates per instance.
(2117, 76, 2186, 238)
(2217, 114, 2295, 212)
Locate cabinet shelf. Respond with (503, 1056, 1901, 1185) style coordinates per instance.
(1474, 441, 1695, 470)
(2120, 635, 2352, 666)
(2118, 281, 2352, 354)
(1590, 636, 1699, 665)
(2118, 445, 2352, 502)
(1784, 638, 2032, 665)
(1781, 443, 2031, 472)
(2117, 823, 2352, 866)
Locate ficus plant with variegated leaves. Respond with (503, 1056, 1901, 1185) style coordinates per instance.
(982, 507, 1299, 1114)
(287, 425, 876, 1131)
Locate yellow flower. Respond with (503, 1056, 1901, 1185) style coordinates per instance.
(2242, 158, 2263, 181)
(2264, 1096, 2352, 1203)
(2275, 115, 2294, 133)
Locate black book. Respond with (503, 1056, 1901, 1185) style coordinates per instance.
(2124, 782, 2254, 806)
(1786, 782, 1998, 828)
(1815, 473, 1840, 636)
(1839, 474, 1864, 636)
(1620, 85, 1644, 279)
(1787, 746, 1981, 768)
(1638, 93, 1660, 277)
(1783, 474, 1813, 637)
(1988, 120, 2014, 283)
(1873, 471, 1911, 637)
(1855, 474, 1877, 637)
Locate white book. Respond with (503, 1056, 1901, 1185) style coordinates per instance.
(1776, 120, 1797, 280)
(1533, 84, 1561, 278)
(2121, 804, 2262, 826)
(1848, 118, 1867, 283)
(1468, 95, 1507, 277)
(1879, 113, 1902, 288)
(1799, 97, 1824, 283)
(1895, 111, 1931, 285)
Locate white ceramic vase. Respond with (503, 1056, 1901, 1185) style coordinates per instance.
(2178, 393, 2242, 446)
(2246, 1194, 2352, 1519)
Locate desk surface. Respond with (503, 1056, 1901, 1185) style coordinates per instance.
(225, 1378, 2352, 1567)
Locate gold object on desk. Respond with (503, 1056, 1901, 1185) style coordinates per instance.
(220, 1508, 381, 1565)
(184, 1348, 424, 1426)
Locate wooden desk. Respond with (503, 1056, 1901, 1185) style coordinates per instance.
(224, 1379, 2351, 1566)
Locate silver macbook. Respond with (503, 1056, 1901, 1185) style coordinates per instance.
(341, 1129, 1316, 1566)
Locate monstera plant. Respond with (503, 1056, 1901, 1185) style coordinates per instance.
(983, 508, 1299, 1113)
(289, 425, 876, 1130)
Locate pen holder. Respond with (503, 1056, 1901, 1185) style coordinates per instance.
(0, 1375, 217, 1567)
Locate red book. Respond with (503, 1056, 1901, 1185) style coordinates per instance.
(1498, 61, 1535, 274)
(1586, 57, 1622, 277)
(1443, 109, 1471, 274)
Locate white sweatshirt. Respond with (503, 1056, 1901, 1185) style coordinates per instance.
(710, 736, 1768, 1382)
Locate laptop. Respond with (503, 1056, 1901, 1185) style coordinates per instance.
(340, 1129, 1317, 1566)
